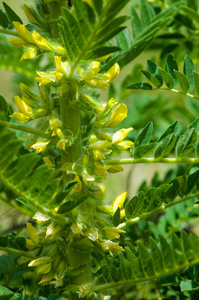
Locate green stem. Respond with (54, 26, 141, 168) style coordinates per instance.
(0, 121, 44, 136)
(93, 257, 199, 292)
(117, 191, 199, 229)
(0, 28, 19, 37)
(0, 246, 37, 259)
(0, 196, 33, 218)
(104, 157, 199, 165)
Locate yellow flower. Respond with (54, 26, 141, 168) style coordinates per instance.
(89, 140, 110, 150)
(86, 228, 99, 241)
(73, 174, 82, 192)
(31, 30, 51, 51)
(33, 212, 51, 224)
(57, 139, 68, 150)
(26, 222, 39, 246)
(104, 227, 125, 239)
(108, 165, 123, 173)
(112, 128, 133, 144)
(105, 103, 128, 127)
(71, 222, 83, 235)
(111, 192, 127, 213)
(36, 72, 56, 86)
(105, 63, 120, 83)
(46, 223, 61, 239)
(114, 140, 134, 150)
(93, 150, 106, 160)
(31, 140, 50, 153)
(51, 56, 68, 81)
(49, 117, 63, 137)
(10, 95, 33, 123)
(100, 240, 124, 255)
(28, 256, 52, 267)
(43, 156, 54, 168)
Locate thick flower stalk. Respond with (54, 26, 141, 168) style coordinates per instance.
(6, 1, 134, 296)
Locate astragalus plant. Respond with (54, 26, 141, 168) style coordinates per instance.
(1, 0, 199, 299)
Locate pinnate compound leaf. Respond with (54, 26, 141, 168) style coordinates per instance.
(159, 234, 175, 270)
(120, 254, 132, 280)
(125, 191, 145, 219)
(56, 197, 87, 214)
(180, 280, 199, 292)
(140, 69, 162, 87)
(138, 242, 155, 277)
(149, 237, 164, 274)
(165, 54, 178, 87)
(131, 5, 142, 37)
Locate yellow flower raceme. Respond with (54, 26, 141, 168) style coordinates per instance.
(112, 127, 134, 150)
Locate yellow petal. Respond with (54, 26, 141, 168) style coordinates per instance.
(111, 192, 127, 213)
(31, 140, 50, 153)
(105, 103, 127, 127)
(43, 156, 54, 168)
(114, 140, 134, 150)
(85, 78, 109, 90)
(93, 150, 106, 160)
(26, 222, 39, 245)
(14, 96, 32, 115)
(10, 112, 31, 123)
(20, 46, 37, 61)
(81, 67, 100, 80)
(73, 174, 82, 192)
(13, 21, 34, 44)
(32, 30, 51, 51)
(9, 37, 27, 48)
(112, 127, 133, 144)
(89, 140, 110, 150)
(105, 63, 120, 83)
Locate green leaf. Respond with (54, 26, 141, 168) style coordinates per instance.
(113, 207, 120, 227)
(189, 117, 199, 132)
(171, 233, 185, 266)
(0, 285, 13, 299)
(3, 2, 22, 24)
(140, 0, 151, 27)
(127, 82, 153, 90)
(0, 95, 8, 121)
(138, 242, 155, 277)
(182, 231, 196, 262)
(147, 60, 163, 85)
(154, 134, 176, 158)
(84, 46, 121, 60)
(120, 254, 132, 280)
(110, 265, 120, 282)
(117, 30, 130, 51)
(57, 197, 87, 214)
(183, 54, 194, 92)
(166, 175, 186, 201)
(180, 280, 199, 292)
(175, 128, 197, 157)
(149, 237, 164, 274)
(62, 8, 85, 51)
(125, 191, 145, 219)
(91, 0, 102, 15)
(0, 10, 9, 28)
(158, 120, 179, 142)
(134, 143, 157, 159)
(159, 234, 175, 270)
(59, 17, 78, 60)
(184, 170, 199, 195)
(181, 6, 199, 24)
(134, 121, 153, 147)
(131, 5, 142, 37)
(140, 69, 162, 87)
(47, 181, 77, 209)
(165, 54, 178, 87)
(72, 0, 92, 39)
(158, 67, 174, 89)
(193, 72, 199, 98)
(174, 70, 190, 94)
(125, 248, 145, 278)
(38, 179, 59, 205)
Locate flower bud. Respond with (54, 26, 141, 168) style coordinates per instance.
(37, 262, 52, 274)
(28, 257, 52, 267)
(23, 4, 40, 26)
(114, 140, 134, 150)
(26, 222, 39, 246)
(35, 108, 48, 117)
(79, 93, 98, 106)
(89, 140, 110, 150)
(112, 127, 133, 144)
(111, 192, 127, 213)
(14, 96, 33, 115)
(105, 63, 120, 83)
(10, 112, 31, 123)
(105, 103, 127, 127)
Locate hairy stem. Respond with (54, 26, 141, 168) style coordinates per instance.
(0, 121, 44, 136)
(104, 157, 199, 165)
